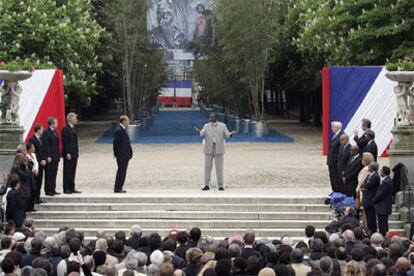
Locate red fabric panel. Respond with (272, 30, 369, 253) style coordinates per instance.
(159, 96, 192, 106)
(24, 70, 66, 154)
(381, 141, 391, 157)
(322, 67, 330, 156)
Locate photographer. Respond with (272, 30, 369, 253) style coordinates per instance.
(326, 206, 360, 233)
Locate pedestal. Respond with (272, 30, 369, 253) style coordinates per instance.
(0, 124, 24, 177)
(388, 125, 414, 186)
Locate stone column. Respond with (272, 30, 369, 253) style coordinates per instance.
(0, 70, 32, 177)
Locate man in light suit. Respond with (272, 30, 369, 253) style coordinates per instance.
(195, 112, 235, 191)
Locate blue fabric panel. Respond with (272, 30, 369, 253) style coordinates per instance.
(329, 66, 382, 138)
(164, 80, 192, 89)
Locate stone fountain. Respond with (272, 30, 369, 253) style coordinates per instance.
(0, 70, 32, 176)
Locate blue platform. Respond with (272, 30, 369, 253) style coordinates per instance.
(96, 110, 294, 144)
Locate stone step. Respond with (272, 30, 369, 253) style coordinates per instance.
(29, 210, 401, 221)
(36, 227, 406, 238)
(35, 203, 332, 212)
(39, 196, 327, 204)
(33, 218, 404, 229)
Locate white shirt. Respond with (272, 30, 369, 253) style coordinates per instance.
(212, 122, 217, 143)
(120, 124, 125, 130)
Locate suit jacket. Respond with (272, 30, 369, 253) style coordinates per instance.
(365, 140, 378, 161)
(61, 124, 79, 159)
(354, 133, 368, 153)
(337, 143, 351, 175)
(29, 134, 45, 162)
(373, 176, 393, 215)
(361, 172, 381, 208)
(113, 125, 133, 162)
(10, 164, 34, 197)
(199, 122, 231, 155)
(42, 127, 60, 162)
(240, 247, 260, 260)
(344, 155, 363, 187)
(327, 131, 344, 167)
(5, 189, 25, 227)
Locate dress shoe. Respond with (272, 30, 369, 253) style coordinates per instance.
(45, 193, 55, 196)
(28, 209, 36, 212)
(218, 187, 225, 191)
(35, 200, 45, 204)
(201, 186, 210, 191)
(114, 190, 127, 193)
(53, 191, 61, 195)
(72, 190, 81, 193)
(64, 191, 72, 194)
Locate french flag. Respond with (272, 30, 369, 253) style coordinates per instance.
(0, 69, 66, 143)
(322, 66, 397, 157)
(159, 79, 192, 106)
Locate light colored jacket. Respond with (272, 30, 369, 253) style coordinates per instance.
(199, 122, 231, 154)
(291, 263, 311, 276)
(356, 166, 370, 201)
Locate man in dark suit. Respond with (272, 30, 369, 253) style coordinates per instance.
(5, 173, 25, 227)
(362, 162, 381, 234)
(364, 130, 378, 161)
(240, 231, 260, 260)
(337, 134, 351, 193)
(327, 121, 344, 192)
(373, 166, 393, 236)
(29, 124, 46, 204)
(353, 118, 371, 154)
(343, 146, 363, 198)
(61, 112, 81, 194)
(42, 117, 60, 196)
(113, 115, 133, 193)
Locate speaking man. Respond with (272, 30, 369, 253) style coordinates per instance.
(113, 115, 133, 193)
(42, 117, 60, 196)
(61, 112, 81, 194)
(195, 112, 235, 191)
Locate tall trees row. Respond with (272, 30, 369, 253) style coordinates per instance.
(193, 0, 414, 122)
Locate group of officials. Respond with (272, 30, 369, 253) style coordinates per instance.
(327, 119, 394, 236)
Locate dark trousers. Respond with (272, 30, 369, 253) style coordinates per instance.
(22, 196, 32, 213)
(365, 207, 377, 234)
(328, 165, 338, 192)
(377, 214, 389, 236)
(45, 161, 59, 193)
(114, 158, 129, 192)
(63, 158, 78, 192)
(35, 166, 44, 200)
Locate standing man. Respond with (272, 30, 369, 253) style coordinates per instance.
(362, 161, 381, 234)
(327, 121, 344, 192)
(61, 112, 81, 194)
(42, 117, 60, 196)
(337, 134, 351, 193)
(195, 112, 235, 191)
(113, 115, 133, 193)
(29, 123, 46, 204)
(353, 119, 371, 154)
(373, 166, 393, 236)
(343, 146, 363, 198)
(364, 130, 378, 161)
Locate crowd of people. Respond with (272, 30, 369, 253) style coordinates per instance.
(326, 118, 397, 237)
(1, 113, 80, 228)
(0, 219, 413, 276)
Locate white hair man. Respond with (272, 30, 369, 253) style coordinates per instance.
(327, 121, 344, 192)
(61, 112, 81, 194)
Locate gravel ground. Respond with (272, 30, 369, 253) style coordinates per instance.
(51, 120, 388, 195)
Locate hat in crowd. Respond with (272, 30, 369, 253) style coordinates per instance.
(13, 232, 26, 242)
(186, 248, 203, 264)
(168, 229, 179, 239)
(228, 235, 244, 245)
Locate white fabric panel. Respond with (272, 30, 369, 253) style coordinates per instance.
(19, 70, 55, 140)
(344, 68, 396, 155)
(160, 87, 192, 97)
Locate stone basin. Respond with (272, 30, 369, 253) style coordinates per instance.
(385, 71, 414, 83)
(0, 70, 32, 81)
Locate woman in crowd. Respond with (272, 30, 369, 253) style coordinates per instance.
(10, 153, 34, 213)
(26, 142, 39, 212)
(5, 173, 25, 227)
(355, 152, 375, 226)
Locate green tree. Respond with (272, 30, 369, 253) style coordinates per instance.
(0, 0, 103, 109)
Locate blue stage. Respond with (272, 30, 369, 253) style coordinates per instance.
(96, 110, 294, 144)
